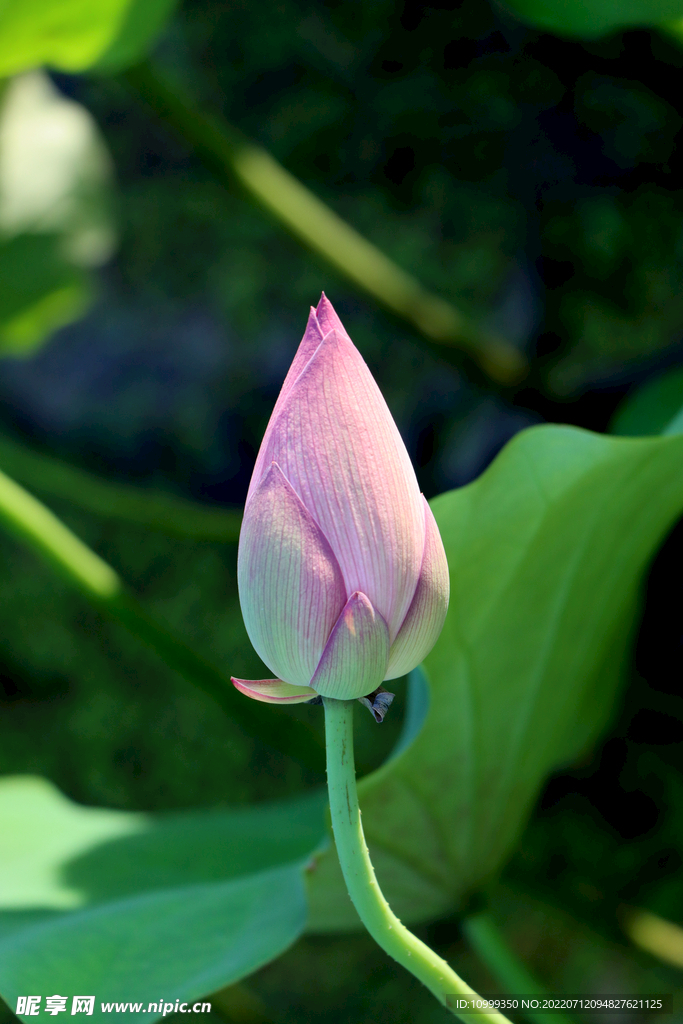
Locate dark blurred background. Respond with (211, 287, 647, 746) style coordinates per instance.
(1, 0, 682, 1021)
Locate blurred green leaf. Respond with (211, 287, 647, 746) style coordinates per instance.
(0, 911, 63, 943)
(0, 0, 177, 77)
(307, 426, 683, 930)
(501, 0, 683, 38)
(0, 233, 90, 354)
(0, 776, 326, 908)
(61, 792, 327, 905)
(0, 777, 143, 910)
(0, 72, 116, 266)
(386, 667, 430, 763)
(610, 365, 683, 436)
(0, 70, 119, 353)
(0, 776, 326, 1018)
(94, 0, 178, 74)
(1, 868, 307, 1022)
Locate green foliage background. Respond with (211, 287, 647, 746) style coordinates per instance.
(1, 0, 683, 1021)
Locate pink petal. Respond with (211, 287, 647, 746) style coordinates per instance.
(237, 462, 346, 686)
(231, 678, 318, 704)
(315, 292, 351, 339)
(385, 496, 450, 679)
(246, 306, 325, 507)
(256, 323, 425, 638)
(310, 591, 390, 700)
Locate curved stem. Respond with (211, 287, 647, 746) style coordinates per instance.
(323, 696, 513, 1024)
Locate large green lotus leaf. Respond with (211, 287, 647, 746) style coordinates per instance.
(610, 366, 683, 437)
(0, 867, 307, 1023)
(307, 425, 683, 930)
(500, 0, 683, 37)
(93, 0, 179, 74)
(0, 776, 144, 910)
(0, 776, 327, 909)
(0, 776, 326, 1017)
(0, 0, 177, 77)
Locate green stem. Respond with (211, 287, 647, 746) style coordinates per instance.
(121, 61, 525, 386)
(323, 696, 513, 1024)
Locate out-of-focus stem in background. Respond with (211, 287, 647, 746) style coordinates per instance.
(462, 913, 578, 1024)
(122, 61, 527, 387)
(621, 907, 683, 970)
(0, 465, 324, 772)
(0, 432, 242, 541)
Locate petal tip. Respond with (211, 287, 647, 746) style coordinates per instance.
(310, 591, 390, 700)
(315, 293, 349, 340)
(231, 677, 318, 705)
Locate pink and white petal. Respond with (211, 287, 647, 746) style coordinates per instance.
(246, 307, 325, 506)
(310, 591, 390, 700)
(231, 678, 318, 704)
(384, 496, 449, 680)
(257, 325, 425, 639)
(238, 462, 346, 687)
(315, 292, 351, 340)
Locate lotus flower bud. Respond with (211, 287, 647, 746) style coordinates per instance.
(232, 295, 449, 706)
